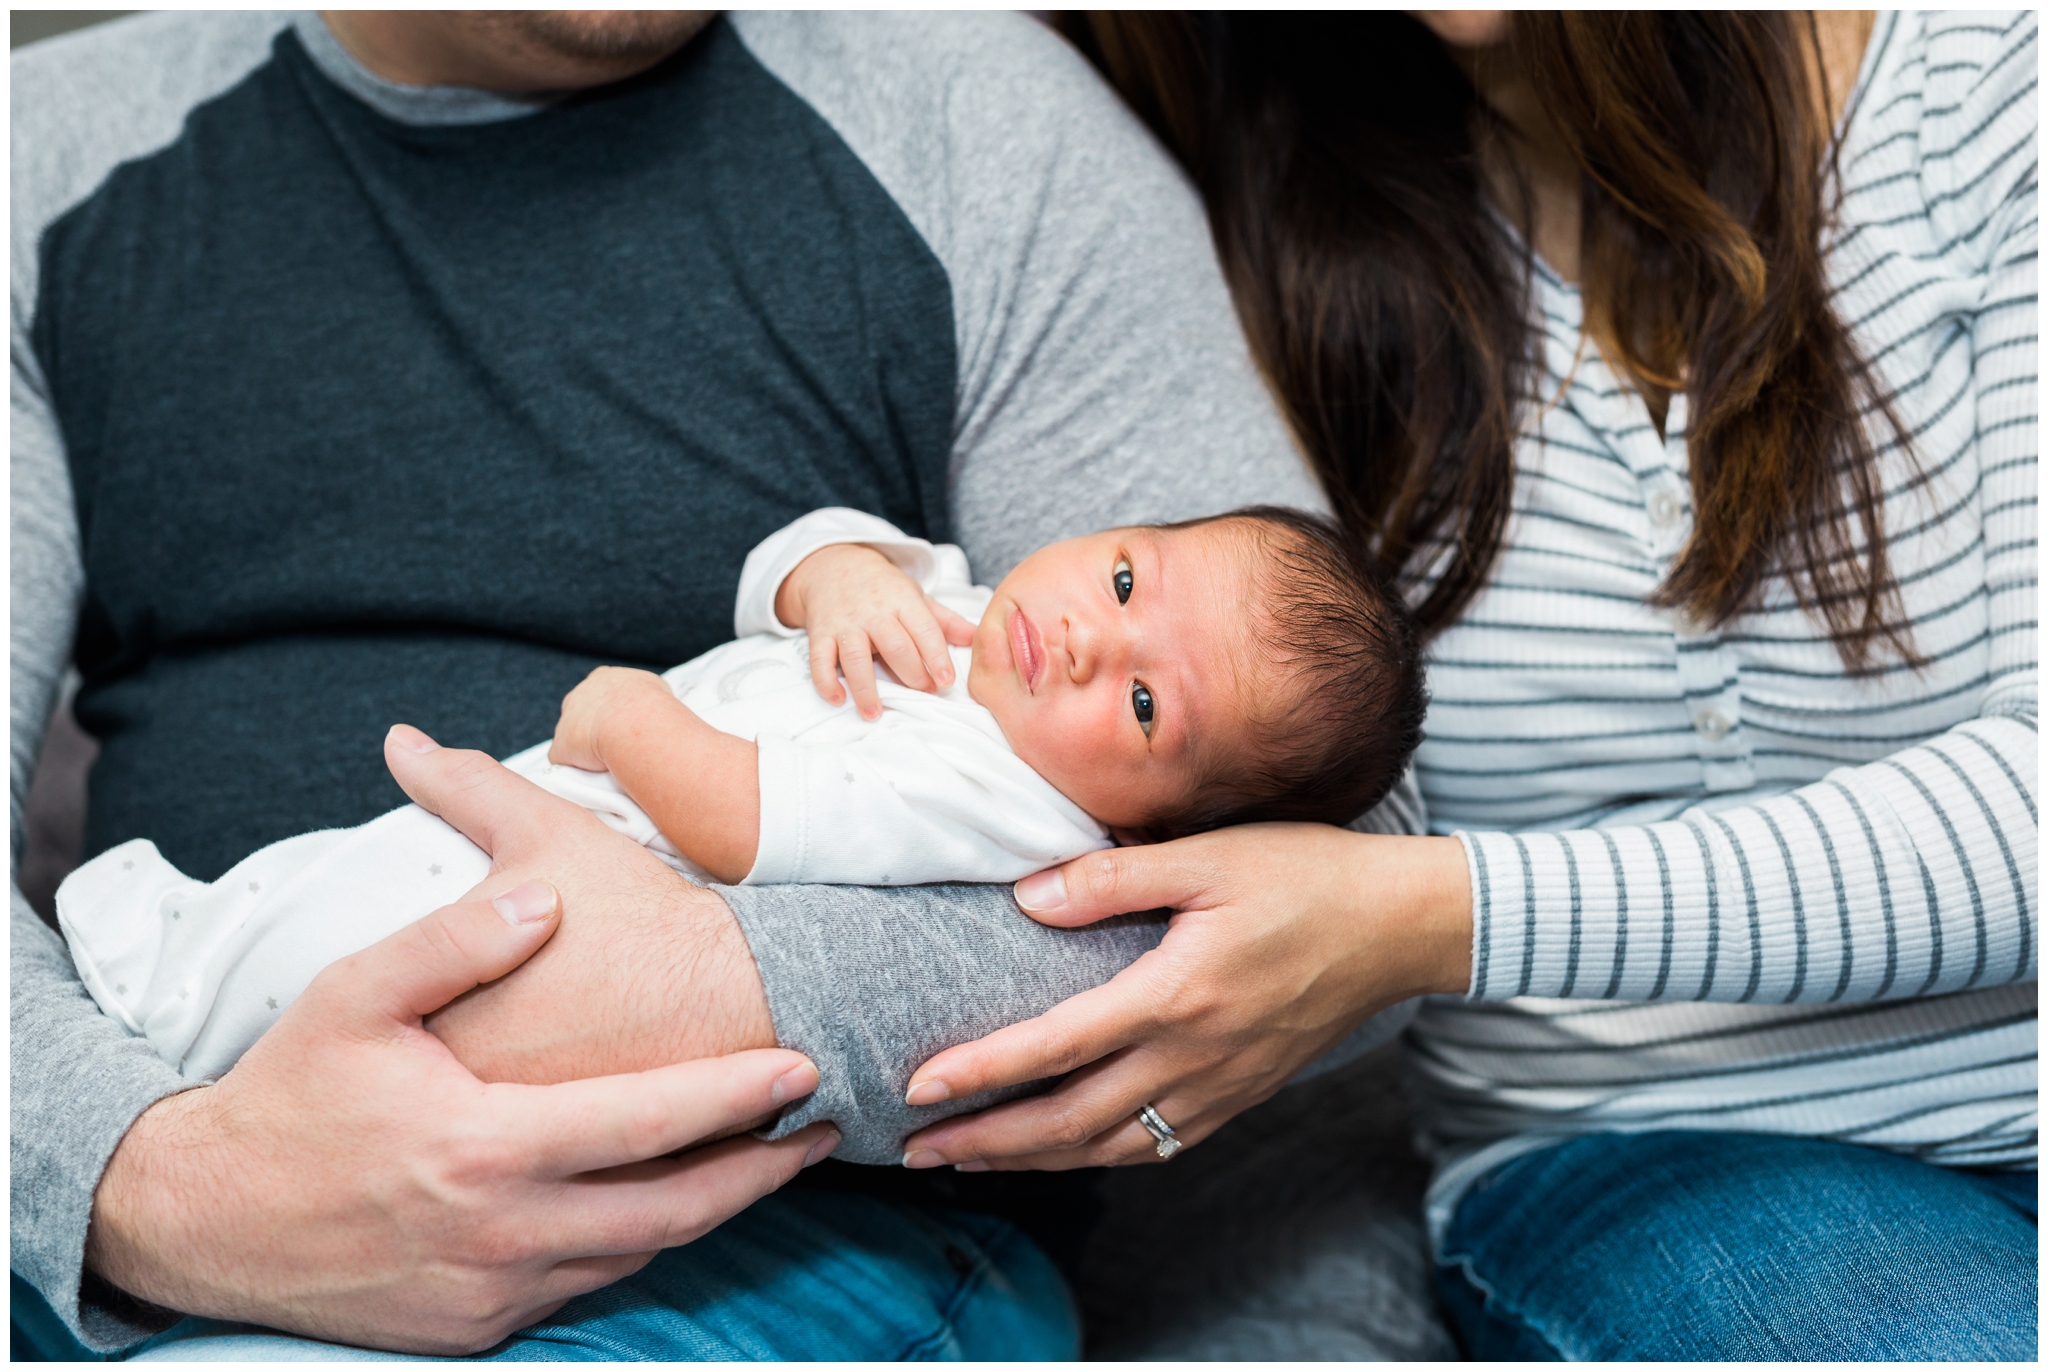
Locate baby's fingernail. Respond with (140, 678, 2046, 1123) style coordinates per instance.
(773, 1061, 820, 1106)
(492, 880, 558, 924)
(1014, 869, 1067, 912)
(905, 1079, 950, 1107)
(954, 1160, 992, 1173)
(804, 1130, 841, 1168)
(902, 1149, 946, 1169)
(388, 724, 440, 753)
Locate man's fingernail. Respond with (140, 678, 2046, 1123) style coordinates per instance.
(905, 1079, 950, 1107)
(1014, 869, 1066, 912)
(388, 723, 440, 753)
(492, 880, 558, 924)
(902, 1149, 945, 1169)
(804, 1131, 840, 1168)
(954, 1160, 992, 1173)
(773, 1062, 820, 1106)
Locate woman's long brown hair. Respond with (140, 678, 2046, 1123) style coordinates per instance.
(1061, 12, 1911, 669)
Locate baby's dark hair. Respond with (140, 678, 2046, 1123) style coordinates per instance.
(1146, 505, 1427, 839)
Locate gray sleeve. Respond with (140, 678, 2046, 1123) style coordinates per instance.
(10, 283, 197, 1352)
(732, 768, 1431, 1163)
(11, 13, 285, 1350)
(723, 884, 1168, 1163)
(723, 13, 1407, 1162)
(730, 10, 1327, 581)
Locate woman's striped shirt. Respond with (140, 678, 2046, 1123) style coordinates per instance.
(1404, 10, 2038, 1242)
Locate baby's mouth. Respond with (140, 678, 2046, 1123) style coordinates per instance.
(1008, 607, 1045, 693)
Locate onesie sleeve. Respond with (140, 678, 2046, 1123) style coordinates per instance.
(733, 506, 979, 638)
(745, 722, 1108, 887)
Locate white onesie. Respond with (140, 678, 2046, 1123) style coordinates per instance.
(57, 509, 1110, 1079)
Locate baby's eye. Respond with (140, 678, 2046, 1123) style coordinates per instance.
(1113, 557, 1134, 605)
(1131, 682, 1155, 738)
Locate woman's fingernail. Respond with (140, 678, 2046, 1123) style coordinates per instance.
(804, 1130, 840, 1168)
(388, 723, 440, 753)
(905, 1079, 950, 1107)
(772, 1061, 820, 1106)
(954, 1160, 992, 1173)
(902, 1149, 946, 1169)
(1014, 869, 1066, 912)
(491, 880, 558, 925)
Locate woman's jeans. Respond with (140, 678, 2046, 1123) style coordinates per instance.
(1438, 1130, 2038, 1360)
(15, 1191, 1078, 1361)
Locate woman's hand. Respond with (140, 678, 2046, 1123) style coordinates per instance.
(549, 665, 672, 772)
(897, 823, 1473, 1170)
(774, 543, 977, 718)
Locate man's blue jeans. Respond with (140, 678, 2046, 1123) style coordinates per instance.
(16, 1191, 1078, 1361)
(1438, 1130, 2038, 1360)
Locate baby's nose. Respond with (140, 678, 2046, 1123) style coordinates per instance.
(1064, 616, 1122, 683)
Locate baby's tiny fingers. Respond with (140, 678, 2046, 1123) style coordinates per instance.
(809, 634, 845, 706)
(906, 612, 956, 690)
(873, 620, 932, 693)
(839, 633, 883, 720)
(930, 597, 978, 648)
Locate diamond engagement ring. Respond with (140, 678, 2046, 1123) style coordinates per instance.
(1136, 1103, 1181, 1159)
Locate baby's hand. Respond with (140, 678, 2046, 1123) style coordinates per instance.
(775, 544, 977, 720)
(549, 665, 672, 772)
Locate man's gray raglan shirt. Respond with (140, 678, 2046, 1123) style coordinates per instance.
(13, 11, 1411, 1349)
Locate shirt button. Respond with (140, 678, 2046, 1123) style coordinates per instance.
(1693, 709, 1732, 742)
(1649, 491, 1684, 528)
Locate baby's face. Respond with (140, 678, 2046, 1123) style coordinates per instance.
(967, 523, 1259, 829)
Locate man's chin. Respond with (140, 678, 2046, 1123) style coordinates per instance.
(491, 10, 718, 66)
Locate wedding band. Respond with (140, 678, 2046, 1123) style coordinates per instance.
(1136, 1102, 1182, 1159)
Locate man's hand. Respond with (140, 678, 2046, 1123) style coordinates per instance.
(549, 665, 676, 773)
(87, 877, 839, 1355)
(774, 543, 977, 719)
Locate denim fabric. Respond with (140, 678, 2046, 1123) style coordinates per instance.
(16, 1191, 1078, 1362)
(1438, 1130, 2038, 1361)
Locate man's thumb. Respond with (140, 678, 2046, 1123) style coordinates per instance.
(313, 880, 561, 1025)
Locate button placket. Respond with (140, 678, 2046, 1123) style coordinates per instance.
(1662, 391, 1749, 790)
(1629, 390, 1691, 561)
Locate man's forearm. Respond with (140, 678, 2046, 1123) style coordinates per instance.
(423, 849, 1167, 1165)
(427, 864, 775, 1083)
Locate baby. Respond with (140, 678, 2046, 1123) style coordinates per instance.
(59, 506, 1425, 1079)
